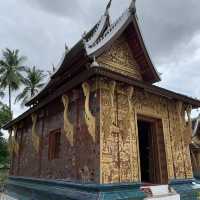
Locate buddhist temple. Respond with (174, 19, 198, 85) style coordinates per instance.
(3, 0, 200, 199)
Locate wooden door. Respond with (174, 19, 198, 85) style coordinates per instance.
(138, 116, 168, 184)
(154, 119, 168, 184)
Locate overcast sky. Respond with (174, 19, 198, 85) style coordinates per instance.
(0, 0, 200, 118)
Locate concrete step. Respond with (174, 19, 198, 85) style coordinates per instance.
(141, 185, 180, 200)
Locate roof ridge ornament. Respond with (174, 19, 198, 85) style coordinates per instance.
(129, 0, 136, 14)
(65, 43, 69, 52)
(85, 9, 130, 56)
(105, 0, 112, 16)
(83, 1, 113, 49)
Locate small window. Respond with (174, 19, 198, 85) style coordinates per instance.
(48, 130, 61, 160)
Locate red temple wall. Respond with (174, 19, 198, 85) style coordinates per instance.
(11, 79, 100, 183)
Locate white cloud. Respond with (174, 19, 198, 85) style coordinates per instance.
(157, 33, 200, 97)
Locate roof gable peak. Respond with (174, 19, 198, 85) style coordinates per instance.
(129, 0, 137, 14)
(84, 0, 138, 57)
(83, 0, 113, 48)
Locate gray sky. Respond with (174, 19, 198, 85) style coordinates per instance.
(0, 0, 200, 118)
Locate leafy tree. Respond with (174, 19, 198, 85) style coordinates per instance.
(0, 48, 26, 111)
(0, 103, 12, 166)
(0, 102, 12, 135)
(15, 66, 46, 106)
(0, 132, 9, 166)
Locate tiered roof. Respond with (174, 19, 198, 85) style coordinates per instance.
(26, 0, 160, 106)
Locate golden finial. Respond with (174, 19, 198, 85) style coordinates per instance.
(105, 0, 112, 15)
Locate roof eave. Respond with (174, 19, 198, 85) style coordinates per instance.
(25, 40, 86, 107)
(4, 67, 200, 130)
(130, 15, 161, 83)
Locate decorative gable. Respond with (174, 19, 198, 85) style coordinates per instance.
(97, 36, 142, 80)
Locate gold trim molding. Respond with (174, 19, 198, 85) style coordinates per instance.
(82, 82, 96, 142)
(62, 95, 74, 146)
(8, 126, 19, 155)
(103, 81, 120, 140)
(31, 113, 40, 152)
(184, 105, 192, 145)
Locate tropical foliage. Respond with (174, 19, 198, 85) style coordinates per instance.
(0, 132, 9, 167)
(0, 102, 12, 166)
(0, 102, 12, 132)
(0, 48, 26, 111)
(0, 48, 47, 188)
(15, 66, 46, 106)
(0, 48, 47, 109)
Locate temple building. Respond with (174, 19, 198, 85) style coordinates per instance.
(3, 0, 200, 199)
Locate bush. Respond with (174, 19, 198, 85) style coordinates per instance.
(0, 168, 8, 191)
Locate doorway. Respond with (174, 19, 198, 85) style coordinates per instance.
(137, 116, 168, 185)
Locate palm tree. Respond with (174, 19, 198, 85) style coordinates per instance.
(0, 48, 26, 111)
(15, 66, 46, 106)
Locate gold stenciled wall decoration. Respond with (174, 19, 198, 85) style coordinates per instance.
(9, 78, 194, 182)
(100, 80, 119, 183)
(124, 86, 139, 181)
(8, 126, 19, 155)
(97, 36, 142, 81)
(31, 113, 40, 153)
(184, 105, 192, 145)
(82, 82, 96, 142)
(101, 81, 120, 141)
(182, 104, 193, 178)
(121, 86, 134, 143)
(62, 95, 74, 146)
(8, 129, 13, 153)
(100, 80, 140, 183)
(99, 78, 193, 184)
(170, 101, 193, 179)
